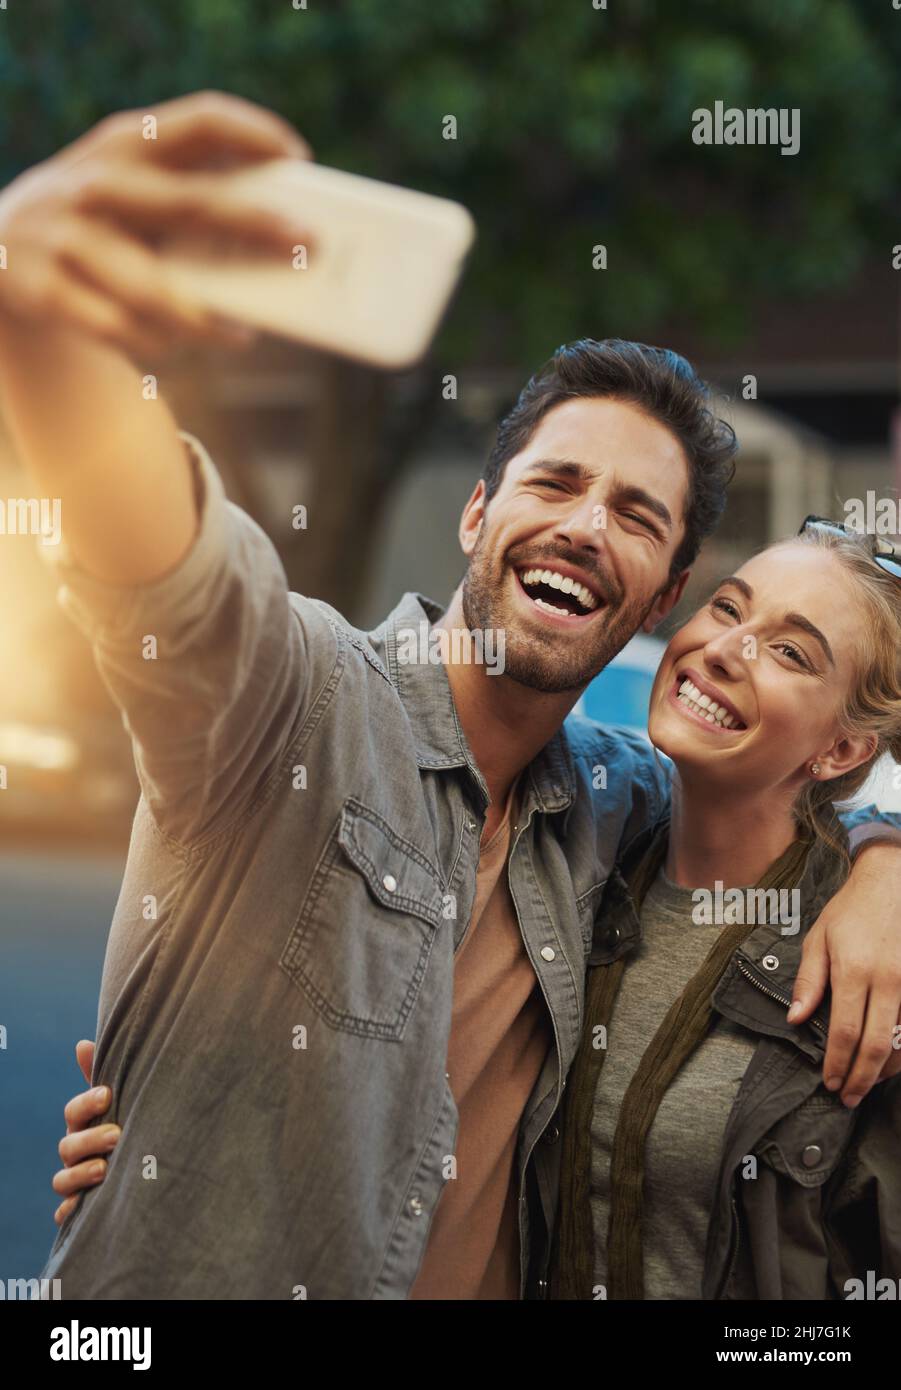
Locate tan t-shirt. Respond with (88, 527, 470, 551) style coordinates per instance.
(409, 779, 553, 1299)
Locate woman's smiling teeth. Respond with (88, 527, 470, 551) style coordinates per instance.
(676, 677, 744, 730)
(519, 567, 599, 617)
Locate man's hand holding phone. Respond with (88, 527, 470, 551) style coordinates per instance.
(0, 89, 313, 361)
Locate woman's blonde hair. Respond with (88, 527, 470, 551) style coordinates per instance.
(782, 526, 901, 865)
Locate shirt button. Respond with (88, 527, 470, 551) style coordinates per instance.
(544, 1125, 560, 1144)
(762, 953, 779, 971)
(466, 819, 476, 832)
(382, 874, 397, 893)
(540, 946, 556, 962)
(409, 1195, 424, 1216)
(801, 1144, 823, 1169)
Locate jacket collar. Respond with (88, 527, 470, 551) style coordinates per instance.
(713, 834, 848, 1056)
(368, 592, 577, 820)
(590, 817, 849, 1055)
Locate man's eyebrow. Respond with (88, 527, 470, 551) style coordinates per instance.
(610, 482, 673, 534)
(521, 461, 673, 532)
(716, 576, 835, 667)
(521, 457, 596, 483)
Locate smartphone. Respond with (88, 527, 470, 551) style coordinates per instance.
(158, 159, 476, 370)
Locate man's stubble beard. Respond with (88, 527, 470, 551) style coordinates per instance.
(460, 533, 660, 695)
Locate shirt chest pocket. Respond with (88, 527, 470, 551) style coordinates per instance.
(280, 797, 446, 1041)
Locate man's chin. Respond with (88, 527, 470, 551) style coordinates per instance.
(495, 626, 608, 694)
(500, 660, 589, 695)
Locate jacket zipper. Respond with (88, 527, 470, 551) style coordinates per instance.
(734, 957, 828, 1036)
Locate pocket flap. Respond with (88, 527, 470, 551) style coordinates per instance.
(338, 798, 444, 927)
(758, 1091, 856, 1186)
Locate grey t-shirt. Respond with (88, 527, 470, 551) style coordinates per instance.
(590, 865, 759, 1300)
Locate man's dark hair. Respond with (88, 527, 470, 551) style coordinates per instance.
(483, 338, 737, 583)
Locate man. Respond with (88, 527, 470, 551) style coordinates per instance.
(2, 92, 899, 1300)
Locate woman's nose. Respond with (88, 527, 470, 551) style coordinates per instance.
(702, 624, 750, 673)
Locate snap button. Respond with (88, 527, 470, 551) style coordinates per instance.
(600, 924, 621, 947)
(409, 1195, 424, 1216)
(540, 946, 556, 962)
(466, 819, 476, 832)
(761, 953, 779, 971)
(801, 1144, 823, 1169)
(544, 1125, 560, 1144)
(382, 873, 397, 893)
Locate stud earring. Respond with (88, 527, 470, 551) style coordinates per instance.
(810, 762, 821, 776)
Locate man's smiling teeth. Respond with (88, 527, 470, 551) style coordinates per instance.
(677, 678, 741, 729)
(519, 568, 598, 611)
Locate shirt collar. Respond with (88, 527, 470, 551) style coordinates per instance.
(370, 591, 577, 818)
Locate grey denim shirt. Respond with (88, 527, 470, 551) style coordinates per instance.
(38, 431, 671, 1300)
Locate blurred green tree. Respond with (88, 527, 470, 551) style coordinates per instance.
(3, 0, 899, 357)
(1, 0, 898, 614)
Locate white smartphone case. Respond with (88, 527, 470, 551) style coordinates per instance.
(158, 159, 476, 369)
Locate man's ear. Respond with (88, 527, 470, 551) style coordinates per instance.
(814, 731, 879, 783)
(459, 480, 487, 557)
(642, 569, 691, 633)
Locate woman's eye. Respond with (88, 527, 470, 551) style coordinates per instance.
(776, 642, 809, 669)
(712, 597, 739, 618)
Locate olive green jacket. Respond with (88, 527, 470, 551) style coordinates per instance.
(530, 820, 901, 1300)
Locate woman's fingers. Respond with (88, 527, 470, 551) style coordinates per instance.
(54, 1195, 80, 1227)
(58, 1124, 121, 1169)
(63, 1084, 112, 1135)
(52, 1157, 110, 1199)
(75, 1040, 96, 1089)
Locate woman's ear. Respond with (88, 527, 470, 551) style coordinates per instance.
(815, 731, 879, 782)
(642, 569, 691, 633)
(459, 480, 487, 557)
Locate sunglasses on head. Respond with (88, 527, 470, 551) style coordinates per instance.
(798, 515, 901, 582)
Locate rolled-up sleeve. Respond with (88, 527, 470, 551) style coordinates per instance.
(43, 431, 333, 847)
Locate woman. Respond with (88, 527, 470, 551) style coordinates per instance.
(548, 517, 901, 1300)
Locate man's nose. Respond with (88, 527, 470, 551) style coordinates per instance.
(553, 495, 606, 553)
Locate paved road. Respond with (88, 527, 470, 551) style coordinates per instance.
(0, 846, 124, 1279)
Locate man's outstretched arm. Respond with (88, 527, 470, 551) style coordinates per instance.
(0, 90, 308, 584)
(0, 93, 330, 846)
